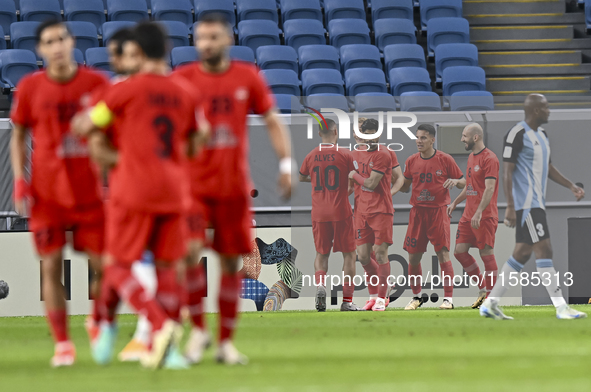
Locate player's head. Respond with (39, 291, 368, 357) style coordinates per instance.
(524, 93, 550, 125)
(360, 118, 381, 150)
(357, 116, 367, 129)
(319, 118, 338, 141)
(107, 28, 139, 75)
(461, 123, 484, 151)
(35, 19, 74, 68)
(195, 13, 234, 67)
(415, 124, 436, 153)
(131, 21, 168, 62)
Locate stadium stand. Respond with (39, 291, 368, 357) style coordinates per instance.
(151, 0, 193, 27)
(339, 44, 381, 73)
(85, 47, 110, 71)
(301, 68, 344, 95)
(280, 0, 323, 24)
(0, 0, 16, 36)
(194, 0, 236, 27)
(171, 46, 197, 68)
(65, 21, 99, 55)
(427, 17, 470, 57)
(102, 21, 136, 45)
(328, 19, 370, 48)
(260, 69, 300, 95)
(10, 22, 40, 57)
(383, 44, 426, 75)
(374, 19, 417, 51)
(344, 68, 387, 96)
(420, 0, 463, 30)
(236, 0, 279, 24)
(274, 93, 302, 113)
(20, 0, 61, 22)
(399, 91, 442, 111)
(305, 93, 349, 112)
(106, 0, 149, 23)
(158, 20, 190, 48)
(435, 43, 479, 84)
(449, 91, 495, 111)
(256, 45, 298, 74)
(354, 92, 397, 112)
(0, 49, 37, 88)
(237, 20, 281, 52)
(64, 0, 106, 34)
(389, 67, 432, 96)
(442, 65, 487, 96)
(298, 44, 340, 74)
(323, 0, 365, 24)
(283, 19, 326, 51)
(371, 0, 413, 22)
(229, 45, 256, 63)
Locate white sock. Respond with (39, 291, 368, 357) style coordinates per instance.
(131, 254, 157, 345)
(489, 256, 524, 301)
(444, 297, 453, 303)
(536, 259, 567, 308)
(133, 315, 152, 345)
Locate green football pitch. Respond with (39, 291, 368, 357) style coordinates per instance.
(1, 306, 590, 392)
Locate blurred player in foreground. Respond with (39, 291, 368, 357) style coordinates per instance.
(349, 119, 393, 311)
(73, 22, 206, 369)
(480, 94, 586, 320)
(174, 13, 293, 364)
(10, 19, 109, 367)
(299, 119, 359, 311)
(400, 124, 465, 310)
(448, 123, 499, 308)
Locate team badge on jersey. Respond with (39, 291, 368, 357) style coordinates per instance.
(474, 165, 480, 172)
(235, 87, 249, 101)
(369, 162, 374, 168)
(436, 170, 442, 176)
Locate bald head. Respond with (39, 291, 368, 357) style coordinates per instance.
(524, 93, 550, 126)
(464, 123, 483, 139)
(461, 123, 485, 152)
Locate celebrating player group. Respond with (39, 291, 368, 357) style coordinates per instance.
(10, 15, 293, 369)
(300, 96, 587, 321)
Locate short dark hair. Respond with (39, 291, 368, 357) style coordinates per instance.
(199, 12, 233, 32)
(35, 19, 71, 43)
(361, 118, 379, 133)
(109, 28, 135, 56)
(320, 118, 336, 136)
(133, 22, 167, 60)
(417, 123, 436, 137)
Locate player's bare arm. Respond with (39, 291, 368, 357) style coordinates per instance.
(188, 114, 211, 157)
(443, 176, 465, 190)
(548, 163, 585, 201)
(448, 185, 467, 218)
(71, 109, 99, 138)
(472, 178, 496, 229)
(88, 132, 119, 169)
(390, 166, 404, 196)
(503, 161, 517, 227)
(10, 123, 28, 216)
(349, 169, 384, 191)
(263, 109, 293, 199)
(400, 177, 412, 193)
(299, 173, 311, 183)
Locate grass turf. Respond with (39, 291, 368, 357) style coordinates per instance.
(1, 306, 590, 392)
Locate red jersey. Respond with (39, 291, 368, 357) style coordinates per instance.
(174, 61, 274, 199)
(10, 67, 109, 209)
(95, 73, 200, 213)
(462, 147, 499, 222)
(351, 147, 393, 215)
(300, 145, 354, 222)
(403, 149, 464, 208)
(389, 149, 400, 170)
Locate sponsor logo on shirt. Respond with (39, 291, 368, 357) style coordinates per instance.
(417, 189, 435, 202)
(436, 170, 442, 176)
(235, 87, 248, 101)
(57, 134, 89, 158)
(474, 165, 480, 172)
(466, 184, 478, 196)
(207, 125, 238, 148)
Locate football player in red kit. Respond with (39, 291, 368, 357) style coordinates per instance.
(174, 13, 293, 365)
(400, 124, 465, 310)
(448, 123, 499, 308)
(10, 19, 109, 367)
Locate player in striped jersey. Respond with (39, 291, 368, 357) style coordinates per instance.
(480, 94, 587, 320)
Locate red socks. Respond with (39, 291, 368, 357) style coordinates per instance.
(362, 258, 379, 296)
(156, 267, 181, 323)
(440, 261, 454, 298)
(47, 309, 69, 343)
(314, 270, 326, 287)
(186, 263, 207, 329)
(408, 264, 422, 295)
(481, 255, 498, 292)
(455, 252, 485, 290)
(377, 263, 390, 299)
(218, 273, 241, 342)
(343, 280, 354, 303)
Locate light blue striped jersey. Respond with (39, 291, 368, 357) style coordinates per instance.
(502, 121, 551, 221)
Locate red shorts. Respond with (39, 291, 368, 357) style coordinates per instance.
(187, 195, 253, 255)
(29, 200, 104, 256)
(106, 203, 187, 265)
(404, 206, 450, 254)
(312, 216, 356, 254)
(456, 218, 498, 250)
(354, 212, 393, 247)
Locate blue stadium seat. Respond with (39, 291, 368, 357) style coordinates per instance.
(328, 19, 370, 49)
(195, 0, 236, 27)
(102, 21, 136, 45)
(281, 0, 322, 24)
(586, 0, 591, 30)
(354, 92, 397, 112)
(0, 0, 17, 37)
(298, 44, 340, 74)
(0, 27, 5, 50)
(274, 93, 302, 113)
(283, 19, 325, 52)
(305, 93, 350, 112)
(302, 68, 344, 95)
(43, 47, 84, 65)
(345, 68, 387, 96)
(372, 0, 413, 21)
(420, 0, 463, 30)
(237, 0, 278, 23)
(237, 20, 280, 53)
(256, 45, 298, 74)
(260, 69, 300, 95)
(85, 47, 110, 70)
(64, 0, 106, 35)
(20, 0, 61, 22)
(374, 18, 416, 51)
(65, 22, 99, 55)
(158, 20, 190, 48)
(450, 91, 494, 111)
(151, 0, 193, 27)
(107, 0, 149, 23)
(435, 43, 478, 84)
(399, 91, 442, 111)
(442, 65, 486, 96)
(389, 67, 432, 96)
(229, 45, 256, 62)
(0, 49, 38, 88)
(427, 17, 470, 57)
(324, 0, 365, 24)
(339, 44, 381, 73)
(171, 46, 198, 67)
(384, 44, 426, 76)
(10, 22, 40, 57)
